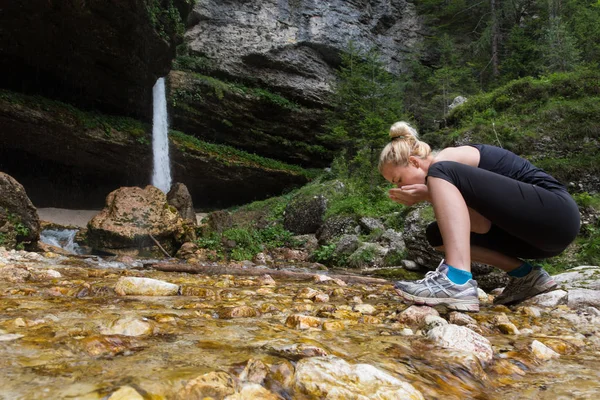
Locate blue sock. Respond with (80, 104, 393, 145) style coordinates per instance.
(508, 261, 533, 278)
(445, 264, 473, 285)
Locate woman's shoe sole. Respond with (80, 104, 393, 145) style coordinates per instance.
(395, 289, 480, 312)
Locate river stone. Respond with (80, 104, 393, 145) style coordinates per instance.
(285, 314, 321, 330)
(218, 306, 259, 319)
(107, 386, 144, 400)
(448, 312, 477, 326)
(531, 340, 559, 361)
(397, 305, 440, 327)
(567, 289, 600, 308)
(239, 359, 269, 384)
(265, 341, 329, 361)
(178, 371, 236, 400)
(0, 333, 24, 341)
(114, 277, 181, 296)
(224, 383, 282, 400)
(524, 289, 568, 307)
(294, 356, 424, 400)
(101, 317, 152, 337)
(423, 315, 448, 331)
(353, 303, 377, 315)
(427, 324, 494, 365)
(0, 266, 31, 283)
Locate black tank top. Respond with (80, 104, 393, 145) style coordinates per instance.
(470, 144, 566, 193)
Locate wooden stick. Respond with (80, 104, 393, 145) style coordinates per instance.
(148, 234, 171, 258)
(146, 262, 390, 285)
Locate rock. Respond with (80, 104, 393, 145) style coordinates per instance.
(295, 287, 320, 300)
(0, 333, 24, 341)
(353, 304, 377, 315)
(101, 317, 152, 337)
(0, 172, 40, 248)
(80, 335, 142, 357)
(294, 356, 424, 400)
(258, 274, 276, 286)
(0, 266, 31, 283)
(178, 371, 236, 400)
(493, 314, 520, 335)
(218, 306, 259, 319)
(334, 234, 360, 257)
(107, 386, 144, 400)
(427, 324, 494, 365)
(239, 359, 269, 384)
(265, 342, 328, 360)
(477, 288, 491, 303)
(531, 340, 559, 361)
(347, 243, 387, 269)
(323, 321, 345, 331)
(176, 242, 199, 259)
(316, 216, 359, 245)
(167, 182, 196, 224)
(423, 315, 448, 331)
(448, 96, 468, 111)
(518, 306, 542, 318)
(87, 186, 187, 251)
(403, 205, 439, 269)
(359, 217, 385, 233)
(553, 266, 600, 290)
(397, 305, 440, 327)
(567, 289, 600, 308)
(283, 194, 328, 234)
(285, 314, 321, 330)
(524, 290, 568, 307)
(401, 260, 420, 271)
(448, 312, 477, 326)
(114, 277, 180, 296)
(314, 293, 330, 303)
(225, 383, 283, 400)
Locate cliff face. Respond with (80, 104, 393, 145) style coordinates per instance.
(0, 0, 193, 120)
(169, 0, 423, 166)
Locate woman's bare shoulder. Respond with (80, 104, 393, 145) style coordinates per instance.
(433, 146, 480, 167)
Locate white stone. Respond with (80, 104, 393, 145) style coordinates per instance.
(567, 289, 600, 309)
(101, 317, 152, 337)
(525, 290, 567, 307)
(0, 333, 24, 341)
(114, 277, 180, 296)
(531, 340, 559, 361)
(477, 288, 490, 303)
(554, 266, 600, 290)
(107, 386, 144, 400)
(353, 303, 376, 315)
(427, 324, 494, 365)
(423, 315, 448, 331)
(294, 356, 424, 400)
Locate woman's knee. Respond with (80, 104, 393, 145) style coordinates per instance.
(426, 222, 443, 247)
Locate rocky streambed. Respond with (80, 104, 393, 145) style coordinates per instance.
(1, 249, 600, 399)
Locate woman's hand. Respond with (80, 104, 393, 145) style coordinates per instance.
(388, 184, 430, 206)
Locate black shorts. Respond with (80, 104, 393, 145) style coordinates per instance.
(425, 161, 580, 259)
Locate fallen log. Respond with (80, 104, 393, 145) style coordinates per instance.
(146, 262, 390, 286)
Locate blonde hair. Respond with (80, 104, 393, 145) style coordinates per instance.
(378, 121, 432, 172)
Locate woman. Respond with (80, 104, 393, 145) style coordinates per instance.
(379, 121, 580, 312)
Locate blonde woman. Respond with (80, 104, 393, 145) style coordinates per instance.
(379, 121, 580, 311)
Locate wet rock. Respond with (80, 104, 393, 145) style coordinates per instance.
(218, 306, 259, 319)
(494, 314, 520, 335)
(524, 290, 567, 307)
(448, 312, 477, 326)
(181, 287, 218, 299)
(107, 385, 144, 400)
(0, 172, 41, 248)
(296, 287, 320, 300)
(239, 359, 269, 384)
(428, 324, 494, 365)
(115, 277, 181, 296)
(567, 289, 600, 308)
(0, 333, 24, 341)
(423, 315, 448, 331)
(323, 321, 345, 331)
(178, 371, 236, 400)
(553, 266, 600, 290)
(176, 242, 199, 259)
(0, 265, 30, 282)
(353, 303, 377, 315)
(314, 293, 330, 303)
(80, 335, 143, 357)
(285, 314, 321, 330)
(477, 288, 491, 304)
(225, 383, 283, 400)
(265, 342, 328, 360)
(294, 356, 424, 400)
(397, 305, 440, 327)
(531, 340, 559, 361)
(101, 317, 152, 337)
(518, 306, 542, 318)
(258, 274, 276, 286)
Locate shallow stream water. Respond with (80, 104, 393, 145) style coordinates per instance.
(1, 253, 599, 399)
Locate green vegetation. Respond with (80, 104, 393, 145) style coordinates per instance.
(0, 210, 31, 250)
(146, 0, 189, 41)
(169, 130, 315, 178)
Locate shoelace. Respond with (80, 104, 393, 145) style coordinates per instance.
(417, 270, 442, 284)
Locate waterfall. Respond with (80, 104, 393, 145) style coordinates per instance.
(40, 229, 82, 254)
(151, 77, 172, 193)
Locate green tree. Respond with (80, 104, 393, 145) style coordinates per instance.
(326, 43, 406, 172)
(541, 17, 582, 72)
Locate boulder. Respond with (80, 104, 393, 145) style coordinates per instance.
(87, 185, 186, 252)
(316, 216, 360, 245)
(0, 172, 40, 248)
(284, 194, 328, 234)
(167, 182, 196, 224)
(403, 205, 439, 269)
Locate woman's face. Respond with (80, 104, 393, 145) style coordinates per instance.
(381, 158, 427, 187)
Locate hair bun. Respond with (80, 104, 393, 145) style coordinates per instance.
(389, 121, 419, 140)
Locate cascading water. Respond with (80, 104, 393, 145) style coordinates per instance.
(40, 229, 82, 254)
(151, 77, 172, 193)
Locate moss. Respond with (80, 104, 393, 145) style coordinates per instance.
(145, 0, 188, 42)
(169, 130, 316, 178)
